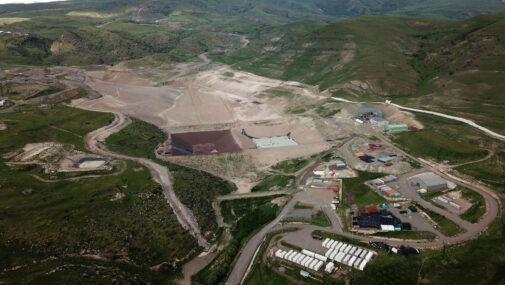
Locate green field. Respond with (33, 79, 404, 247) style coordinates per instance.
(220, 195, 285, 224)
(107, 117, 166, 160)
(271, 157, 310, 173)
(0, 105, 195, 283)
(373, 230, 437, 240)
(283, 210, 331, 227)
(456, 151, 505, 193)
(391, 113, 490, 164)
(342, 171, 386, 206)
(251, 175, 295, 192)
(0, 104, 113, 153)
(459, 188, 486, 223)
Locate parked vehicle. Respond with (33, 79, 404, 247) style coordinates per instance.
(312, 234, 323, 240)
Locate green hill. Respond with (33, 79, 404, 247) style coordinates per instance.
(216, 14, 505, 132)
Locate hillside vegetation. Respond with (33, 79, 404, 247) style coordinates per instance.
(217, 14, 505, 133)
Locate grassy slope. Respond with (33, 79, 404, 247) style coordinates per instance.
(194, 197, 282, 285)
(105, 118, 236, 235)
(391, 113, 489, 164)
(0, 105, 195, 283)
(0, 104, 113, 152)
(216, 16, 447, 95)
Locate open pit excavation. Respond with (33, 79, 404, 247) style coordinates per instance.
(83, 112, 210, 249)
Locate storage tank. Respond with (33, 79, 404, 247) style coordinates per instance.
(314, 253, 327, 262)
(348, 256, 356, 266)
(302, 249, 316, 258)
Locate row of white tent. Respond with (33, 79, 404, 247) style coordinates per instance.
(322, 238, 374, 271)
(275, 249, 325, 271)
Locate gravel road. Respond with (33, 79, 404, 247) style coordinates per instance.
(83, 112, 210, 249)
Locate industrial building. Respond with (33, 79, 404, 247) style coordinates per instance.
(352, 206, 407, 231)
(242, 129, 298, 149)
(385, 124, 408, 132)
(409, 172, 448, 192)
(355, 107, 383, 120)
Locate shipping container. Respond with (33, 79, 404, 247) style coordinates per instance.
(292, 253, 301, 262)
(449, 201, 461, 209)
(354, 258, 362, 268)
(313, 179, 323, 184)
(330, 250, 338, 260)
(302, 249, 316, 258)
(301, 256, 310, 266)
(359, 259, 368, 270)
(325, 262, 335, 273)
(344, 245, 352, 254)
(322, 238, 330, 248)
(336, 252, 345, 263)
(325, 249, 334, 258)
(348, 256, 356, 266)
(309, 259, 318, 270)
(315, 253, 327, 262)
(349, 247, 357, 255)
(355, 248, 363, 257)
(334, 242, 343, 251)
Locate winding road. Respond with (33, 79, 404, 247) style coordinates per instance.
(83, 112, 210, 249)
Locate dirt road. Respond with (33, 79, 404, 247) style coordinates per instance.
(83, 112, 210, 249)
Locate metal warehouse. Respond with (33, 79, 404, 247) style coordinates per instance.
(409, 172, 448, 192)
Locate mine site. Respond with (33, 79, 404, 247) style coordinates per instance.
(1, 2, 505, 284)
(1, 52, 500, 285)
